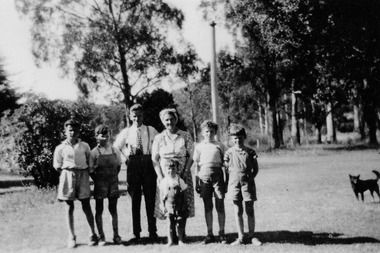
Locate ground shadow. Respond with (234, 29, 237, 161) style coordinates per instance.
(72, 232, 378, 246)
(177, 231, 379, 245)
(254, 230, 379, 245)
(0, 179, 33, 188)
(322, 144, 378, 151)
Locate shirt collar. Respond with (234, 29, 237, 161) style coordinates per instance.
(130, 124, 145, 130)
(63, 139, 81, 145)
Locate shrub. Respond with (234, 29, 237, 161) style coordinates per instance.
(11, 95, 97, 188)
(0, 110, 21, 173)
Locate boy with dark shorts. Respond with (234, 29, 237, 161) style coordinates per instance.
(224, 124, 262, 246)
(193, 120, 227, 244)
(53, 119, 98, 248)
(89, 125, 122, 245)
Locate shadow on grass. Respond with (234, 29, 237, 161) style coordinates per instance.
(254, 230, 379, 245)
(0, 179, 33, 188)
(321, 144, 379, 151)
(71, 232, 378, 247)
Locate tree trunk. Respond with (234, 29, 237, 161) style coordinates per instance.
(291, 91, 300, 146)
(326, 102, 334, 144)
(277, 111, 284, 146)
(354, 104, 366, 140)
(315, 124, 322, 144)
(365, 105, 378, 145)
(109, 2, 131, 127)
(258, 99, 264, 135)
(363, 78, 378, 145)
(264, 103, 269, 136)
(268, 92, 281, 148)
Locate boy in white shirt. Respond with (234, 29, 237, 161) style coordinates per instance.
(193, 120, 227, 244)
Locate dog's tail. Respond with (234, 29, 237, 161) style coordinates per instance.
(372, 170, 380, 180)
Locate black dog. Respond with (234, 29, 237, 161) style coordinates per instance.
(349, 170, 380, 202)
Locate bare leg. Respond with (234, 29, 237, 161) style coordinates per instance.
(178, 218, 186, 245)
(80, 198, 96, 236)
(65, 200, 75, 239)
(95, 199, 104, 238)
(108, 197, 119, 238)
(245, 201, 255, 238)
(233, 201, 244, 241)
(215, 198, 225, 236)
(167, 217, 175, 246)
(203, 197, 214, 236)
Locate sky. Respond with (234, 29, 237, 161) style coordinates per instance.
(0, 0, 233, 102)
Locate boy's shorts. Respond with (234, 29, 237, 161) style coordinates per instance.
(227, 171, 257, 202)
(94, 174, 119, 199)
(199, 167, 225, 199)
(57, 169, 91, 201)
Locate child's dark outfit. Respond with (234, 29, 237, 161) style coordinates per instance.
(160, 175, 188, 244)
(92, 147, 120, 199)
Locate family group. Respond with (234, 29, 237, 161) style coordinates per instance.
(52, 104, 262, 248)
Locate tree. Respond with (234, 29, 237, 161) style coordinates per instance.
(201, 0, 299, 148)
(175, 67, 212, 142)
(135, 88, 178, 133)
(16, 0, 191, 123)
(0, 59, 19, 116)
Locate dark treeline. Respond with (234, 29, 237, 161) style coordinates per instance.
(195, 0, 380, 148)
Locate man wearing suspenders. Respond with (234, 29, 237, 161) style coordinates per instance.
(114, 104, 159, 241)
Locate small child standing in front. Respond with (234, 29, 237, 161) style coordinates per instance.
(193, 120, 227, 244)
(89, 125, 122, 246)
(224, 124, 262, 246)
(53, 119, 98, 248)
(159, 159, 188, 246)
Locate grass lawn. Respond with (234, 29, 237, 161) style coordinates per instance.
(1, 148, 380, 253)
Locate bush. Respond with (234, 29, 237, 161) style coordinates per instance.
(10, 95, 98, 188)
(0, 110, 21, 173)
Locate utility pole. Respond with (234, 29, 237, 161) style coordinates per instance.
(210, 21, 220, 139)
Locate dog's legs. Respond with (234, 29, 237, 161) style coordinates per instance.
(360, 192, 365, 202)
(370, 190, 375, 202)
(375, 187, 380, 202)
(354, 191, 359, 201)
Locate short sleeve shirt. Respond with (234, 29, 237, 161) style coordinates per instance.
(53, 140, 90, 170)
(224, 146, 258, 174)
(193, 141, 226, 168)
(159, 175, 188, 199)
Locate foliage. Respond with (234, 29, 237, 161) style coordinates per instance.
(3, 94, 124, 188)
(174, 82, 211, 141)
(15, 0, 196, 114)
(136, 88, 181, 133)
(0, 59, 20, 117)
(0, 111, 21, 172)
(199, 0, 380, 147)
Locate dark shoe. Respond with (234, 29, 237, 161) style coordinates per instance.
(149, 233, 158, 239)
(88, 234, 98, 246)
(219, 235, 228, 244)
(113, 235, 122, 245)
(129, 234, 140, 243)
(202, 235, 215, 244)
